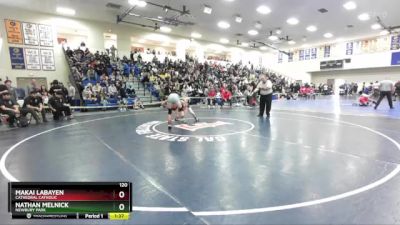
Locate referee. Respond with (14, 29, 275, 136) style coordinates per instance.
(252, 75, 273, 118)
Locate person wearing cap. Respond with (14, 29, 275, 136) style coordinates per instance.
(22, 90, 48, 123)
(49, 80, 63, 96)
(0, 91, 19, 127)
(162, 93, 198, 129)
(48, 91, 73, 121)
(252, 75, 273, 118)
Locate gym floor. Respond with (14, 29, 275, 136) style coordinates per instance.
(1, 97, 399, 225)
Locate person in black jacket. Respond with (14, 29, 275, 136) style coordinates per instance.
(0, 91, 19, 127)
(22, 90, 48, 123)
(48, 91, 73, 121)
(49, 80, 63, 96)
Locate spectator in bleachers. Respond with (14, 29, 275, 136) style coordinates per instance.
(108, 83, 118, 98)
(67, 83, 76, 105)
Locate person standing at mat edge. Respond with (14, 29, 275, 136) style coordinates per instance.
(374, 79, 395, 110)
(252, 75, 273, 118)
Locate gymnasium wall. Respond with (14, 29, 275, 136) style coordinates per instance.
(273, 34, 400, 84)
(311, 66, 400, 84)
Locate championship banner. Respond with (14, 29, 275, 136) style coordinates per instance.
(22, 22, 39, 45)
(311, 48, 317, 59)
(24, 48, 41, 70)
(377, 36, 390, 52)
(40, 49, 55, 71)
(299, 50, 305, 61)
(305, 49, 311, 60)
(38, 24, 53, 47)
(4, 19, 23, 44)
(346, 42, 354, 55)
(324, 45, 331, 58)
(278, 52, 283, 63)
(391, 35, 400, 50)
(288, 52, 294, 62)
(9, 47, 26, 70)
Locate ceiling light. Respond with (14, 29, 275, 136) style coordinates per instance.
(371, 23, 382, 30)
(157, 16, 163, 19)
(203, 5, 212, 14)
(287, 17, 299, 25)
(160, 26, 171, 33)
(220, 38, 229, 44)
(358, 13, 370, 21)
(343, 1, 357, 10)
(306, 25, 317, 32)
(260, 46, 268, 51)
(241, 42, 249, 47)
(256, 5, 271, 15)
(224, 0, 235, 2)
(301, 44, 310, 48)
(248, 29, 258, 36)
(191, 32, 202, 39)
(380, 30, 390, 35)
(138, 39, 146, 43)
(324, 32, 333, 38)
(288, 40, 296, 45)
(56, 7, 76, 16)
(276, 29, 282, 35)
(218, 21, 230, 29)
(268, 35, 278, 41)
(235, 15, 242, 23)
(128, 0, 147, 7)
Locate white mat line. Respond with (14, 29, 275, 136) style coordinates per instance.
(132, 207, 189, 212)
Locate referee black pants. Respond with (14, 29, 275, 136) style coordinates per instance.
(259, 94, 272, 116)
(375, 91, 394, 109)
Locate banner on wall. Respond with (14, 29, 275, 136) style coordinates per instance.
(38, 24, 54, 47)
(305, 49, 311, 60)
(24, 48, 41, 70)
(299, 50, 305, 61)
(9, 47, 26, 69)
(22, 22, 39, 45)
(324, 46, 331, 58)
(311, 48, 317, 59)
(346, 42, 354, 55)
(391, 52, 400, 66)
(288, 52, 294, 62)
(4, 19, 23, 44)
(278, 52, 283, 63)
(40, 49, 56, 71)
(391, 35, 400, 50)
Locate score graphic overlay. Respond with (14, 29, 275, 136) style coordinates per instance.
(8, 182, 132, 220)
